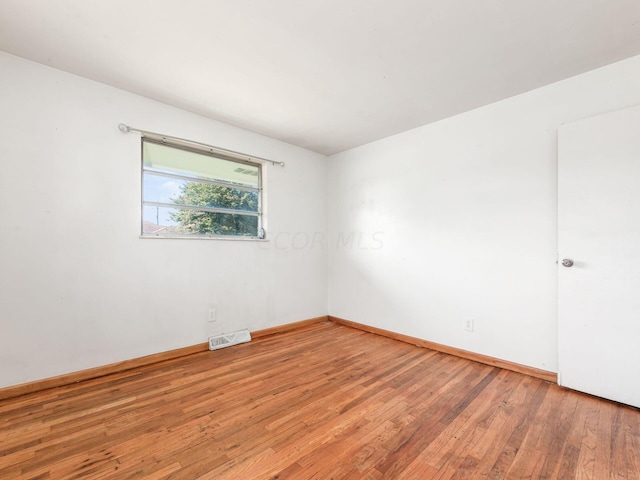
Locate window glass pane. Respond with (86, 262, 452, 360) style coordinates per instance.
(143, 173, 259, 212)
(143, 206, 258, 237)
(143, 141, 259, 188)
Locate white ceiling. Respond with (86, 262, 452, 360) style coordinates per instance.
(1, 1, 640, 155)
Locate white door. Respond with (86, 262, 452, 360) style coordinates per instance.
(558, 105, 640, 408)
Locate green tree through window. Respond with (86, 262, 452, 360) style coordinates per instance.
(169, 183, 258, 236)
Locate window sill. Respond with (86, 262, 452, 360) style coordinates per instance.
(139, 234, 269, 242)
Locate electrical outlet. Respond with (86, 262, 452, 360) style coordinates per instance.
(464, 319, 474, 332)
(208, 308, 217, 322)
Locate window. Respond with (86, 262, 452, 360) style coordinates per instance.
(141, 138, 263, 239)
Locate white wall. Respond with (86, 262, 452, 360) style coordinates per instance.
(328, 55, 640, 373)
(0, 52, 327, 389)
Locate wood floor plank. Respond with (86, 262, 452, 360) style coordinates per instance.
(1, 322, 639, 479)
(625, 407, 640, 479)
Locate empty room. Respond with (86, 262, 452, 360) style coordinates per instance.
(1, 1, 640, 479)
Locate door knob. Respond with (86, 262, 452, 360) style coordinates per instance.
(562, 259, 574, 267)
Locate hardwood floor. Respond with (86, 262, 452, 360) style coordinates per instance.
(1, 322, 639, 479)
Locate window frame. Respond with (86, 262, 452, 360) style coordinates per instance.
(140, 137, 264, 240)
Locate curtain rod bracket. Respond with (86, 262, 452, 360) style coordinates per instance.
(117, 123, 284, 167)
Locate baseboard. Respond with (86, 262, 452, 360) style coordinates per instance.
(0, 314, 554, 401)
(0, 316, 329, 402)
(0, 342, 209, 402)
(252, 316, 329, 338)
(329, 316, 557, 383)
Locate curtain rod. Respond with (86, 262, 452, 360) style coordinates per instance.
(117, 123, 285, 167)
